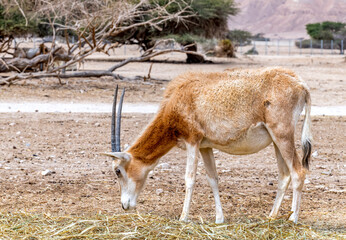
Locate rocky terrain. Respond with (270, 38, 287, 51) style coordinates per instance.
(229, 0, 346, 38)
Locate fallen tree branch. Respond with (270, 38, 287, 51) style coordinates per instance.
(108, 48, 207, 72)
(0, 70, 120, 85)
(0, 47, 64, 72)
(0, 48, 208, 85)
(0, 70, 168, 86)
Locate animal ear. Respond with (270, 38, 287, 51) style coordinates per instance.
(102, 152, 131, 161)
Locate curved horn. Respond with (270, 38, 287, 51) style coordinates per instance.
(116, 88, 125, 152)
(111, 85, 118, 152)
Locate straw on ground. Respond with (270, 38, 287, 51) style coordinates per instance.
(0, 212, 343, 239)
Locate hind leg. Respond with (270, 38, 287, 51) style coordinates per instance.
(269, 144, 291, 219)
(288, 149, 306, 223)
(180, 143, 199, 222)
(266, 126, 306, 223)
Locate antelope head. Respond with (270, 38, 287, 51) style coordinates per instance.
(103, 86, 148, 210)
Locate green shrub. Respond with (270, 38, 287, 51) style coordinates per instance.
(0, 5, 38, 36)
(226, 29, 252, 46)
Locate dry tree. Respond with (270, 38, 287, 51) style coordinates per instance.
(0, 0, 206, 85)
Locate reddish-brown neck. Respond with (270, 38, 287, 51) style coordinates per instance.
(128, 112, 177, 165)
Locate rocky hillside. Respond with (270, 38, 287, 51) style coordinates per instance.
(228, 0, 346, 39)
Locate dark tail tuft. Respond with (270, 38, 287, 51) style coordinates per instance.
(302, 139, 311, 170)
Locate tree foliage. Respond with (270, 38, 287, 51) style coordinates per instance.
(110, 0, 239, 49)
(0, 4, 37, 36)
(0, 0, 211, 85)
(226, 29, 252, 46)
(0, 0, 239, 43)
(306, 21, 346, 40)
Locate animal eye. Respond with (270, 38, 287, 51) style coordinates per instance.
(115, 168, 122, 177)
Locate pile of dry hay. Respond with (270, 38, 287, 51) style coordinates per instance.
(0, 212, 342, 239)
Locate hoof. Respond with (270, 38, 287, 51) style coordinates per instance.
(179, 216, 189, 222)
(215, 217, 225, 224)
(288, 215, 298, 223)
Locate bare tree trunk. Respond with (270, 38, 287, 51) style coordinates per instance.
(0, 51, 72, 73)
(184, 44, 206, 63)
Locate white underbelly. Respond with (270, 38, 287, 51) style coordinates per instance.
(200, 122, 272, 155)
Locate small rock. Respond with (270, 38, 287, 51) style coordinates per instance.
(284, 196, 291, 200)
(312, 151, 318, 157)
(328, 189, 345, 193)
(268, 182, 274, 186)
(6, 153, 13, 160)
(9, 123, 16, 126)
(304, 179, 310, 184)
(156, 189, 164, 195)
(316, 165, 327, 169)
(4, 167, 11, 170)
(41, 169, 53, 176)
(157, 163, 170, 170)
(321, 171, 332, 176)
(16, 131, 21, 135)
(94, 122, 101, 127)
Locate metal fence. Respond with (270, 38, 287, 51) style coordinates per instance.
(238, 39, 345, 56)
(12, 37, 345, 57)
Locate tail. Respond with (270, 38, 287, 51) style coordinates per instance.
(301, 91, 312, 170)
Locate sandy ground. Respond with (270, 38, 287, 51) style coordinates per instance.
(0, 55, 345, 232)
(1, 54, 345, 106)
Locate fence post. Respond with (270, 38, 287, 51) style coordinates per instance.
(331, 40, 333, 54)
(124, 45, 126, 55)
(310, 39, 313, 55)
(288, 39, 291, 55)
(240, 41, 242, 54)
(320, 40, 323, 55)
(300, 39, 302, 55)
(341, 40, 344, 54)
(277, 39, 279, 55)
(265, 38, 268, 55)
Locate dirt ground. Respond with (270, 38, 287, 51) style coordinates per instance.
(0, 55, 345, 232)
